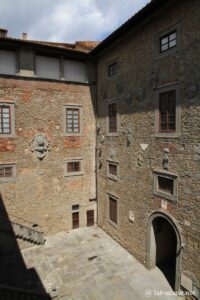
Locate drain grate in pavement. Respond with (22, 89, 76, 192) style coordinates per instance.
(88, 256, 97, 261)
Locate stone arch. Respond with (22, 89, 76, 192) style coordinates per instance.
(146, 210, 183, 291)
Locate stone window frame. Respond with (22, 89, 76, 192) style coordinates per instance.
(0, 102, 15, 138)
(107, 159, 119, 181)
(0, 163, 16, 183)
(106, 97, 119, 137)
(155, 21, 181, 60)
(155, 83, 181, 138)
(153, 170, 178, 202)
(63, 104, 83, 137)
(107, 193, 119, 229)
(64, 158, 84, 177)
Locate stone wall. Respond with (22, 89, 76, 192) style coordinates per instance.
(96, 0, 200, 294)
(0, 77, 96, 239)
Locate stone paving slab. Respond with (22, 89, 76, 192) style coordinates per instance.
(17, 226, 184, 299)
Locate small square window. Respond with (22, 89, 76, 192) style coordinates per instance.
(0, 164, 16, 183)
(109, 163, 117, 176)
(160, 30, 177, 53)
(153, 171, 178, 202)
(67, 161, 81, 173)
(108, 62, 117, 77)
(64, 159, 83, 177)
(72, 204, 79, 211)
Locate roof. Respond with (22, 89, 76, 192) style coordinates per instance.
(0, 36, 99, 54)
(91, 0, 173, 55)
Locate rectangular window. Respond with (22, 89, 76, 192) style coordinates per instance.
(0, 166, 13, 178)
(64, 159, 83, 177)
(35, 55, 60, 80)
(153, 171, 177, 202)
(0, 106, 11, 134)
(109, 163, 117, 176)
(108, 103, 117, 133)
(160, 31, 177, 53)
(0, 164, 16, 183)
(66, 108, 80, 134)
(158, 176, 174, 195)
(67, 161, 81, 173)
(159, 90, 176, 133)
(108, 62, 117, 77)
(109, 196, 117, 225)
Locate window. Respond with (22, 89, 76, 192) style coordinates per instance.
(0, 164, 16, 183)
(67, 161, 80, 173)
(87, 210, 95, 227)
(0, 50, 16, 75)
(153, 171, 178, 202)
(0, 105, 11, 134)
(108, 103, 117, 133)
(159, 90, 176, 133)
(109, 196, 118, 225)
(155, 85, 180, 138)
(66, 107, 80, 134)
(158, 176, 174, 195)
(64, 60, 88, 83)
(108, 62, 117, 77)
(107, 160, 119, 180)
(0, 103, 15, 137)
(35, 55, 60, 80)
(63, 105, 83, 136)
(72, 204, 79, 211)
(64, 159, 83, 177)
(160, 31, 177, 53)
(109, 163, 117, 176)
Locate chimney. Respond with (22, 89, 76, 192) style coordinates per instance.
(0, 28, 8, 38)
(21, 32, 28, 40)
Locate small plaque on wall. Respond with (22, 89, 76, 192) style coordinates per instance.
(129, 211, 135, 222)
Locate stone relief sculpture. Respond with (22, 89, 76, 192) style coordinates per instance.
(30, 134, 51, 160)
(186, 82, 198, 99)
(162, 148, 169, 170)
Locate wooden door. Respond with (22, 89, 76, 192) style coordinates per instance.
(87, 210, 94, 227)
(72, 212, 79, 229)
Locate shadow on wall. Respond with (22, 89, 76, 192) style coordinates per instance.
(0, 193, 51, 298)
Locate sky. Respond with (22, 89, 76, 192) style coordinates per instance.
(0, 0, 150, 43)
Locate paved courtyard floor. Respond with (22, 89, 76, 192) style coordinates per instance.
(3, 226, 184, 299)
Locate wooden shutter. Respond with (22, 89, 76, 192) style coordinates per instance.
(109, 197, 117, 224)
(72, 212, 79, 229)
(87, 210, 94, 227)
(108, 103, 117, 132)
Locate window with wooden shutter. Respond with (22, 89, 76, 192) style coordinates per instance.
(108, 103, 117, 133)
(159, 90, 176, 133)
(158, 176, 174, 195)
(0, 106, 11, 134)
(109, 196, 117, 224)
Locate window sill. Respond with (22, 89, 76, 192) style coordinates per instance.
(155, 132, 180, 138)
(64, 172, 84, 177)
(0, 178, 16, 184)
(0, 135, 16, 139)
(107, 175, 119, 181)
(153, 191, 177, 202)
(107, 219, 118, 229)
(106, 133, 119, 137)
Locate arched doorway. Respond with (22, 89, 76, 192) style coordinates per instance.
(147, 211, 182, 291)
